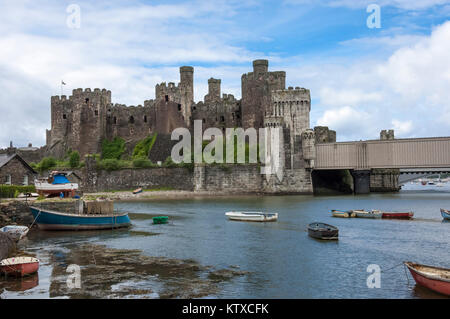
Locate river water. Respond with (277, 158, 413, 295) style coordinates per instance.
(1, 183, 449, 299)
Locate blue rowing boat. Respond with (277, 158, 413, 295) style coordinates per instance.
(30, 206, 131, 230)
(441, 209, 450, 221)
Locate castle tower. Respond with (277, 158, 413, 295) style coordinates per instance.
(241, 59, 286, 129)
(204, 78, 221, 103)
(179, 66, 194, 125)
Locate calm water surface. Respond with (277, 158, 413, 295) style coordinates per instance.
(2, 183, 449, 298)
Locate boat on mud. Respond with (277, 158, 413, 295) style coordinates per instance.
(225, 212, 278, 222)
(34, 171, 78, 198)
(0, 257, 39, 277)
(0, 225, 29, 242)
(353, 210, 383, 219)
(308, 223, 339, 240)
(441, 209, 450, 220)
(331, 210, 356, 218)
(404, 261, 450, 296)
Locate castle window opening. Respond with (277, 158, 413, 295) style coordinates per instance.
(113, 116, 117, 124)
(165, 95, 169, 102)
(85, 98, 89, 103)
(129, 116, 134, 124)
(202, 118, 205, 123)
(178, 104, 182, 111)
(95, 110, 98, 116)
(220, 116, 225, 122)
(144, 115, 147, 123)
(63, 114, 67, 119)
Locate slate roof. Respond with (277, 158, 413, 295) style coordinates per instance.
(0, 153, 37, 174)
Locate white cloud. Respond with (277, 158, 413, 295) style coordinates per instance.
(391, 119, 413, 136)
(284, 0, 450, 10)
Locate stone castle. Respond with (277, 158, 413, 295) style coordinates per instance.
(47, 59, 334, 156)
(43, 59, 337, 193)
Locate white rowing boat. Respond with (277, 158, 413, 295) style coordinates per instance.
(0, 225, 29, 242)
(225, 212, 278, 222)
(353, 209, 383, 219)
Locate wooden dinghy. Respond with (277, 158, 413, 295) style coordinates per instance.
(404, 262, 450, 296)
(308, 223, 338, 240)
(353, 209, 383, 219)
(225, 212, 278, 222)
(331, 210, 356, 218)
(381, 211, 414, 219)
(0, 225, 29, 242)
(0, 257, 39, 277)
(132, 188, 143, 194)
(441, 209, 450, 220)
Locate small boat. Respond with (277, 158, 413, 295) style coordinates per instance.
(353, 209, 383, 219)
(133, 188, 143, 194)
(441, 209, 450, 220)
(331, 210, 356, 218)
(0, 257, 39, 277)
(225, 212, 278, 222)
(404, 262, 450, 296)
(30, 206, 131, 230)
(308, 223, 338, 240)
(428, 181, 435, 185)
(421, 181, 427, 185)
(152, 216, 169, 224)
(381, 211, 414, 219)
(0, 225, 29, 242)
(34, 171, 78, 198)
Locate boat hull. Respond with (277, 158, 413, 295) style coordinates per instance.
(0, 257, 39, 277)
(405, 262, 450, 296)
(30, 207, 131, 231)
(308, 223, 338, 240)
(382, 212, 414, 219)
(225, 212, 278, 222)
(331, 210, 355, 218)
(441, 209, 450, 220)
(353, 210, 382, 219)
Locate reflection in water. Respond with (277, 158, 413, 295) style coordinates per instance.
(1, 273, 39, 292)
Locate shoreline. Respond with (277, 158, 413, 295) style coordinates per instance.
(83, 190, 273, 201)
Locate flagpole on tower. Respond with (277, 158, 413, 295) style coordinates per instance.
(61, 80, 66, 96)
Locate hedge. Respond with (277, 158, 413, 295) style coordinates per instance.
(0, 185, 36, 198)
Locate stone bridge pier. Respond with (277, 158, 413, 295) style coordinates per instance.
(351, 170, 371, 194)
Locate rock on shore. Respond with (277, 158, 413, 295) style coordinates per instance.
(0, 232, 16, 260)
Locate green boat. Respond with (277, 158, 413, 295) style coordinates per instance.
(152, 216, 169, 224)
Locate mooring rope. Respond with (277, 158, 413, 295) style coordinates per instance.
(28, 209, 42, 230)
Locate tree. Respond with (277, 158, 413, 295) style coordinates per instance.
(69, 151, 80, 168)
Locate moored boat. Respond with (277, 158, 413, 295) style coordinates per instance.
(331, 210, 355, 218)
(381, 211, 414, 219)
(133, 188, 143, 194)
(441, 209, 450, 220)
(30, 206, 131, 230)
(225, 212, 278, 222)
(308, 222, 338, 240)
(153, 216, 169, 224)
(404, 261, 450, 296)
(0, 257, 39, 277)
(353, 209, 383, 219)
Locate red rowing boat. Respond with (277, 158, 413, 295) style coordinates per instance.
(0, 257, 40, 277)
(382, 211, 414, 219)
(404, 262, 450, 296)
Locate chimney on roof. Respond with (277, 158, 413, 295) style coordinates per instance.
(6, 141, 16, 155)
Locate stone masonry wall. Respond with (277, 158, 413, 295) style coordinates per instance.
(370, 168, 400, 192)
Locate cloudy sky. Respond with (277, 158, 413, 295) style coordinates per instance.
(1, 0, 450, 148)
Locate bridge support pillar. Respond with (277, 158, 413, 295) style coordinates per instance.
(351, 170, 371, 194)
